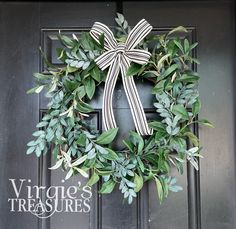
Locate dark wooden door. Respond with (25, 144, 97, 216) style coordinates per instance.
(0, 1, 235, 229)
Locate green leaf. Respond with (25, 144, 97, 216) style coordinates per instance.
(71, 155, 87, 166)
(52, 145, 59, 160)
(184, 132, 199, 147)
(76, 133, 87, 146)
(49, 159, 63, 170)
(91, 66, 101, 82)
(160, 64, 178, 79)
(144, 154, 158, 166)
(64, 79, 79, 92)
(26, 147, 35, 155)
(177, 73, 200, 82)
(117, 13, 125, 23)
(80, 33, 93, 50)
(96, 128, 119, 145)
(155, 177, 164, 203)
(58, 34, 74, 48)
(123, 139, 134, 152)
(66, 65, 78, 73)
(56, 48, 66, 61)
(95, 145, 108, 155)
(27, 85, 44, 94)
(87, 171, 100, 186)
(74, 167, 89, 178)
(79, 49, 87, 60)
(85, 77, 95, 99)
(96, 169, 113, 176)
(33, 72, 51, 80)
(102, 148, 119, 160)
(157, 54, 171, 70)
(169, 185, 183, 193)
(173, 40, 184, 54)
(36, 121, 48, 128)
(198, 119, 214, 128)
(99, 179, 116, 194)
(170, 137, 187, 150)
(99, 33, 105, 48)
(184, 39, 190, 53)
(137, 156, 145, 173)
(192, 99, 201, 116)
(27, 140, 37, 147)
(87, 148, 96, 159)
(190, 42, 198, 50)
(152, 80, 165, 94)
(76, 101, 93, 113)
(77, 86, 86, 98)
(144, 137, 155, 151)
(167, 26, 188, 37)
(39, 47, 55, 68)
(126, 63, 142, 77)
(191, 57, 200, 65)
(32, 130, 45, 137)
(148, 121, 166, 131)
(172, 105, 189, 120)
(143, 70, 159, 78)
(134, 173, 143, 192)
(35, 146, 42, 157)
(129, 131, 144, 154)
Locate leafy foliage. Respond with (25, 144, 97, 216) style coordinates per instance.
(26, 13, 212, 204)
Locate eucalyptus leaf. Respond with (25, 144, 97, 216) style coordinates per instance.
(26, 147, 35, 155)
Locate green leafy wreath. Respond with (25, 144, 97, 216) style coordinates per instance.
(26, 13, 212, 204)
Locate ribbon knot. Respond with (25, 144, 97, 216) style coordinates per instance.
(90, 19, 153, 136)
(115, 44, 125, 54)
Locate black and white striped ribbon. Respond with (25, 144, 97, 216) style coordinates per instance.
(90, 19, 153, 135)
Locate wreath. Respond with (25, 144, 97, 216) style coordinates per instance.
(26, 13, 212, 204)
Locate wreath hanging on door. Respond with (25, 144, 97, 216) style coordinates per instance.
(26, 14, 212, 204)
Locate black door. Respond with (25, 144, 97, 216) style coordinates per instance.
(0, 1, 235, 229)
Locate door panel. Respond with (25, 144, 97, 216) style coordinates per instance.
(0, 1, 235, 229)
(0, 3, 40, 229)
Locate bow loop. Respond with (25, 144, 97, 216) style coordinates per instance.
(90, 22, 118, 50)
(95, 50, 116, 70)
(125, 49, 151, 65)
(126, 19, 153, 50)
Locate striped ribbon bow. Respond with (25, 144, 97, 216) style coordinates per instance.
(90, 19, 153, 135)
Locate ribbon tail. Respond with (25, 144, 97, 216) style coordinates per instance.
(120, 57, 153, 136)
(102, 56, 120, 131)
